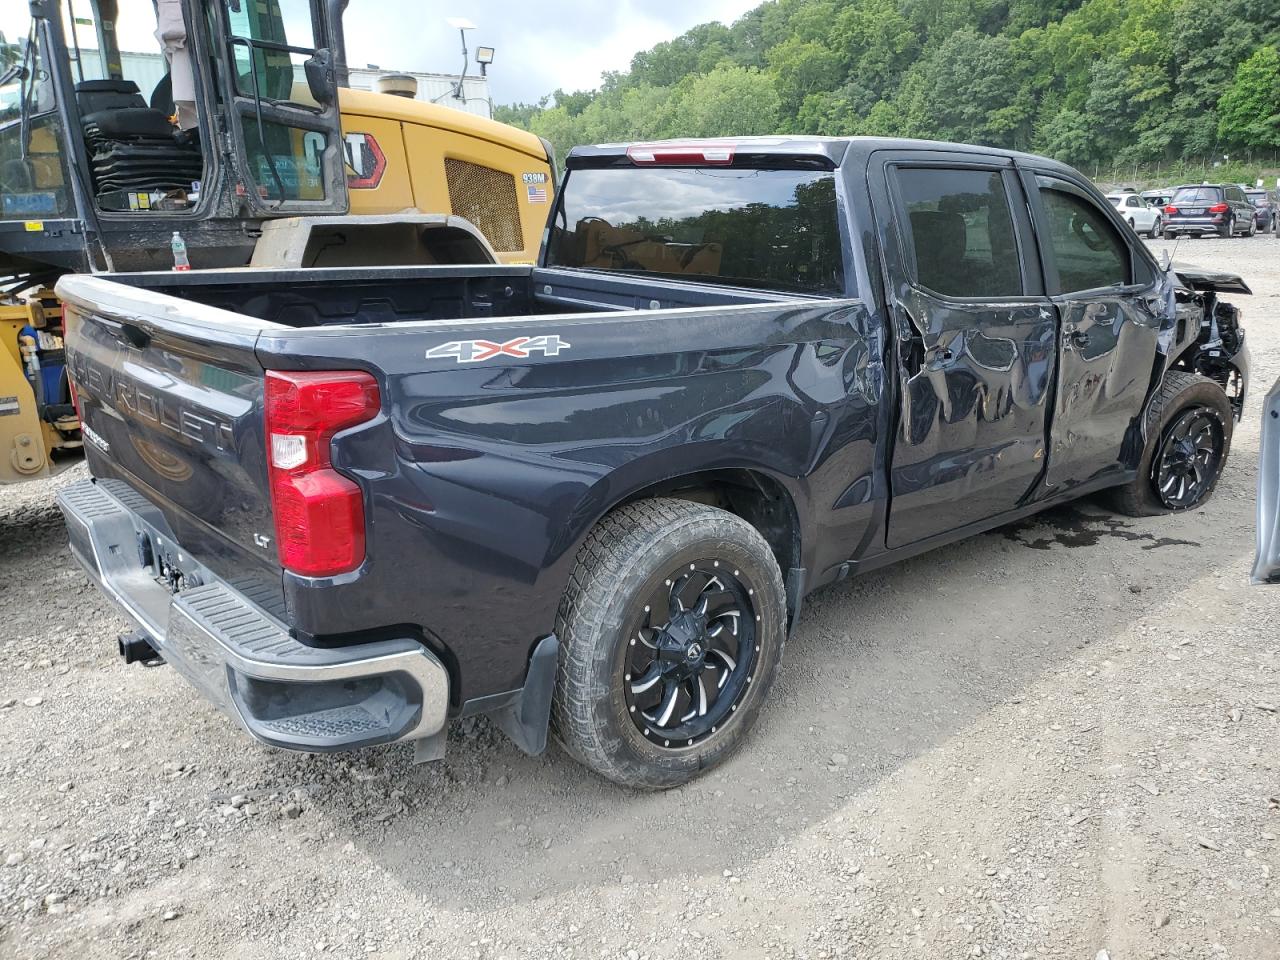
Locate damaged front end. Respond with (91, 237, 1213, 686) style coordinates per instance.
(1161, 266, 1251, 420)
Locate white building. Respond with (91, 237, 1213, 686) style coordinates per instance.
(73, 50, 492, 118)
(345, 68, 492, 118)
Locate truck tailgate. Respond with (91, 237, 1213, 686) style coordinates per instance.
(58, 275, 279, 591)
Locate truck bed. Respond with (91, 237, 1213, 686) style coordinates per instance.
(55, 267, 870, 737)
(101, 264, 810, 328)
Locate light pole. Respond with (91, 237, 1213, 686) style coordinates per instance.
(476, 46, 495, 118)
(446, 16, 475, 103)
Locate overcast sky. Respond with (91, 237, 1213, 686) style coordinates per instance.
(340, 0, 761, 104)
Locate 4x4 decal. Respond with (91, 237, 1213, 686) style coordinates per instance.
(425, 334, 571, 363)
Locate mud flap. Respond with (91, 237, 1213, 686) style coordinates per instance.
(493, 634, 560, 756)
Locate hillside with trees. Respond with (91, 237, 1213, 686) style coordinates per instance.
(497, 0, 1280, 176)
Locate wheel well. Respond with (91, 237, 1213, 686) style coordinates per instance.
(618, 469, 801, 578)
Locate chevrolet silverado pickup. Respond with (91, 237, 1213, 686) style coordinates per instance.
(55, 137, 1250, 788)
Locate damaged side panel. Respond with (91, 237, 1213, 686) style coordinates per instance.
(888, 294, 1058, 547)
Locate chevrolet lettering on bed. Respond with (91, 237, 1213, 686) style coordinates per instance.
(53, 137, 1250, 790)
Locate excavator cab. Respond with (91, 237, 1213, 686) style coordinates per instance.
(0, 0, 348, 279)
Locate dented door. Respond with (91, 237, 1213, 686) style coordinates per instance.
(1026, 173, 1163, 489)
(870, 153, 1057, 548)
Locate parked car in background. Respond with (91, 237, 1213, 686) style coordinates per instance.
(1163, 184, 1257, 238)
(1142, 188, 1178, 209)
(1107, 191, 1163, 237)
(1244, 189, 1274, 232)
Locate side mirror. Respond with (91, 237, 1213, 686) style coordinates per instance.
(303, 48, 336, 105)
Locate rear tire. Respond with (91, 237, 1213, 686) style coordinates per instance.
(1107, 372, 1233, 517)
(1163, 228, 1175, 240)
(551, 498, 787, 789)
(1220, 216, 1234, 238)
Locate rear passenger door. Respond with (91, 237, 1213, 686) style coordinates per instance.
(869, 152, 1057, 549)
(1023, 171, 1163, 490)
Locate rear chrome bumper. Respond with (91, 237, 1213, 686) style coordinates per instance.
(57, 478, 449, 753)
(1164, 217, 1227, 234)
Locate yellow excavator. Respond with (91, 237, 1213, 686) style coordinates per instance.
(1, 0, 554, 482)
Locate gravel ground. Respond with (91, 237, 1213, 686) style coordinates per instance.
(2, 236, 1278, 960)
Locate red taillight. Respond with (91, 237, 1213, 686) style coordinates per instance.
(68, 378, 81, 420)
(1164, 204, 1178, 215)
(264, 370, 380, 577)
(1208, 202, 1229, 213)
(626, 142, 735, 165)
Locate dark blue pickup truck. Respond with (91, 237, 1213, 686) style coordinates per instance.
(56, 137, 1250, 788)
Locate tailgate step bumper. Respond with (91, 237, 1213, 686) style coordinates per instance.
(58, 478, 450, 753)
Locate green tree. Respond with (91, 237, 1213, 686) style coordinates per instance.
(500, 0, 1280, 174)
(670, 65, 783, 137)
(1217, 45, 1280, 151)
(767, 37, 844, 123)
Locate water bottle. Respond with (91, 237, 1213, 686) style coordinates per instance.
(171, 231, 190, 271)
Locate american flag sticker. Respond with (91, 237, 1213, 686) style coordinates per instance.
(527, 184, 548, 203)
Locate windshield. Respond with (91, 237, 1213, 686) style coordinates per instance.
(546, 166, 845, 295)
(1172, 186, 1223, 204)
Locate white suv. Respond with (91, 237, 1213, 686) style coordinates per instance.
(1106, 192, 1163, 238)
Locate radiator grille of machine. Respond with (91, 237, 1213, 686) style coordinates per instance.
(444, 159, 523, 253)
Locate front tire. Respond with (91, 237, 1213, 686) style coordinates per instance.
(1107, 372, 1233, 517)
(551, 498, 787, 789)
(1148, 217, 1162, 239)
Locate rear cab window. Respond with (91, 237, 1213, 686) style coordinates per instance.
(545, 166, 845, 295)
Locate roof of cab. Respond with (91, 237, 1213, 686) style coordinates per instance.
(337, 87, 548, 162)
(565, 135, 1082, 177)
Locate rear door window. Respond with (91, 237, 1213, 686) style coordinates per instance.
(892, 166, 1023, 298)
(1036, 180, 1132, 294)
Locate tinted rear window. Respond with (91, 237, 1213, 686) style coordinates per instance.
(1172, 186, 1223, 204)
(546, 167, 844, 295)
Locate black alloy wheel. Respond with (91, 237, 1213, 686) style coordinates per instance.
(551, 498, 787, 788)
(1108, 371, 1233, 517)
(622, 561, 758, 748)
(1152, 406, 1225, 510)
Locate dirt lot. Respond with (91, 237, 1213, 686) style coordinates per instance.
(2, 236, 1279, 960)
